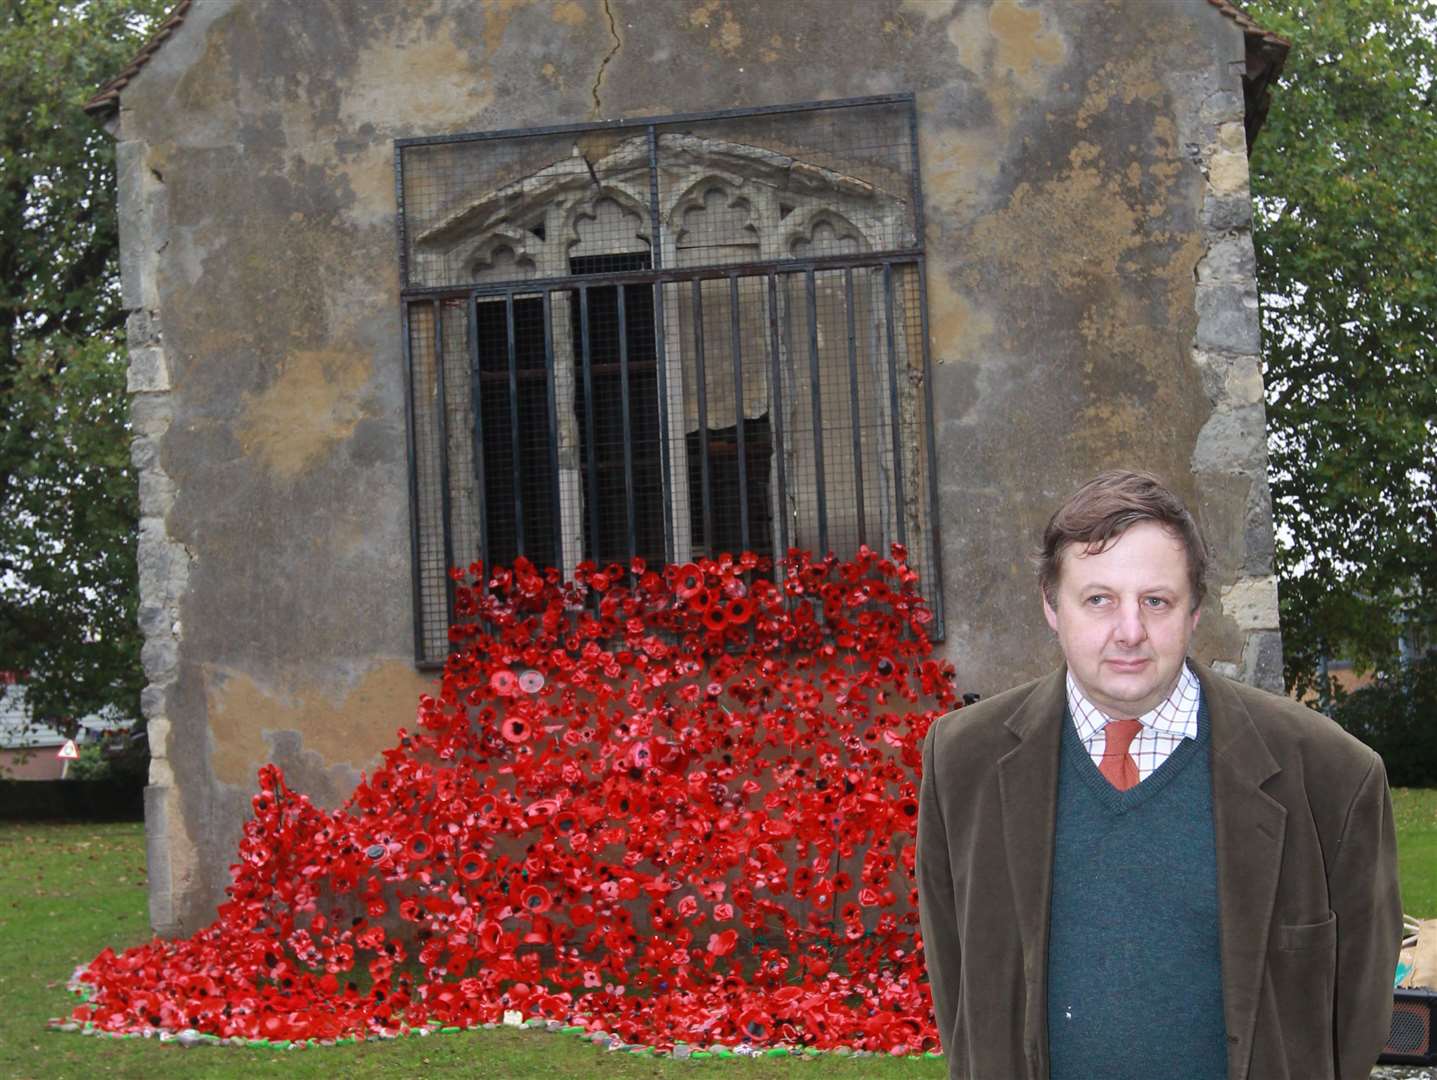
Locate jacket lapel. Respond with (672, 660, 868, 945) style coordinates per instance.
(1197, 664, 1287, 1080)
(997, 669, 1066, 1073)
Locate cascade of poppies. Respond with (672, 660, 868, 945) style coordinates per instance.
(73, 545, 957, 1052)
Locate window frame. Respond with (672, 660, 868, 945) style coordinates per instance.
(396, 95, 945, 667)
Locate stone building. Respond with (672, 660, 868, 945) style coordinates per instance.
(86, 0, 1288, 935)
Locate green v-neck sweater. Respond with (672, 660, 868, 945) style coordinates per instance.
(1045, 698, 1228, 1080)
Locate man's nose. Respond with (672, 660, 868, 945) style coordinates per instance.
(1113, 599, 1147, 645)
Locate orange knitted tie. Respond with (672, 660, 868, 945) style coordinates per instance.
(1099, 719, 1143, 791)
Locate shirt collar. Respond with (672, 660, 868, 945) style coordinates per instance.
(1066, 662, 1201, 744)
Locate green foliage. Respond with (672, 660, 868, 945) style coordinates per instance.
(3, 338, 142, 724)
(1245, 0, 1437, 692)
(0, 0, 169, 728)
(1330, 655, 1437, 789)
(63, 741, 109, 781)
(65, 736, 145, 785)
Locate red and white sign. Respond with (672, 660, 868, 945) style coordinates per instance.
(57, 739, 79, 760)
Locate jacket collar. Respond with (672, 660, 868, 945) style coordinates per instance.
(996, 663, 1286, 1080)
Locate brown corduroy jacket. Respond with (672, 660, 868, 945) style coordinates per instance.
(916, 663, 1400, 1080)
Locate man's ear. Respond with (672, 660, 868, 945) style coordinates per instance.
(1042, 591, 1059, 632)
(1189, 603, 1202, 633)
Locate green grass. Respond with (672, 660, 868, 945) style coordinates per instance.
(1393, 788, 1437, 918)
(0, 820, 943, 1080)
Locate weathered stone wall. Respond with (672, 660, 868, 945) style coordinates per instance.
(108, 0, 1278, 934)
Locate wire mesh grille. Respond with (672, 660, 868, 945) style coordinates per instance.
(398, 97, 943, 664)
(1389, 1001, 1431, 1054)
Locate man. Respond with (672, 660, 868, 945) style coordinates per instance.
(916, 470, 1400, 1080)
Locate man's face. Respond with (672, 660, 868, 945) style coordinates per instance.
(1042, 520, 1201, 719)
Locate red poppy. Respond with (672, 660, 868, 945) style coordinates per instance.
(519, 885, 551, 913)
(737, 1007, 772, 1042)
(627, 742, 651, 769)
(673, 563, 704, 599)
(456, 853, 487, 880)
(477, 921, 504, 954)
(725, 597, 754, 624)
(500, 716, 530, 743)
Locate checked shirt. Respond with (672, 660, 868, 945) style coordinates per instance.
(1066, 662, 1201, 783)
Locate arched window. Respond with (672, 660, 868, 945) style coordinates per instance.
(396, 97, 943, 664)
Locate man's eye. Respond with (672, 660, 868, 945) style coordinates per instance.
(1143, 597, 1169, 608)
(1085, 595, 1108, 606)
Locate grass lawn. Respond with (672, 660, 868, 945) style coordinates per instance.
(1393, 787, 1437, 917)
(6, 793, 1437, 1078)
(0, 820, 945, 1080)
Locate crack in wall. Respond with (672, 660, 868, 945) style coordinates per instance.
(591, 0, 621, 117)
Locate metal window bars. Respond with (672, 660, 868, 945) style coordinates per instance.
(397, 95, 945, 666)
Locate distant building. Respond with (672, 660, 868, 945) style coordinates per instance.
(0, 675, 131, 781)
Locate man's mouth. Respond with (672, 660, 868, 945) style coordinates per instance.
(1105, 658, 1150, 672)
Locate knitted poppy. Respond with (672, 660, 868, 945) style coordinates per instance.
(456, 852, 487, 880)
(725, 597, 754, 625)
(672, 563, 704, 599)
(520, 886, 552, 914)
(737, 1007, 772, 1041)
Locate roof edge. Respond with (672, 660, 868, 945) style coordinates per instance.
(84, 0, 1291, 142)
(1207, 0, 1288, 47)
(1205, 0, 1292, 147)
(83, 0, 193, 118)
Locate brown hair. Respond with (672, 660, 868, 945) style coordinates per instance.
(1038, 470, 1208, 610)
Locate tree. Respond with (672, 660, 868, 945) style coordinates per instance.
(1246, 0, 1437, 693)
(0, 0, 169, 729)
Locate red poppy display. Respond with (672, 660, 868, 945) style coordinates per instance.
(69, 547, 957, 1055)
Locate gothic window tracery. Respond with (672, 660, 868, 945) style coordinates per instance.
(396, 98, 942, 664)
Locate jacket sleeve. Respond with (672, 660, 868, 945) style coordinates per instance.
(1331, 751, 1402, 1079)
(917, 720, 962, 1054)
